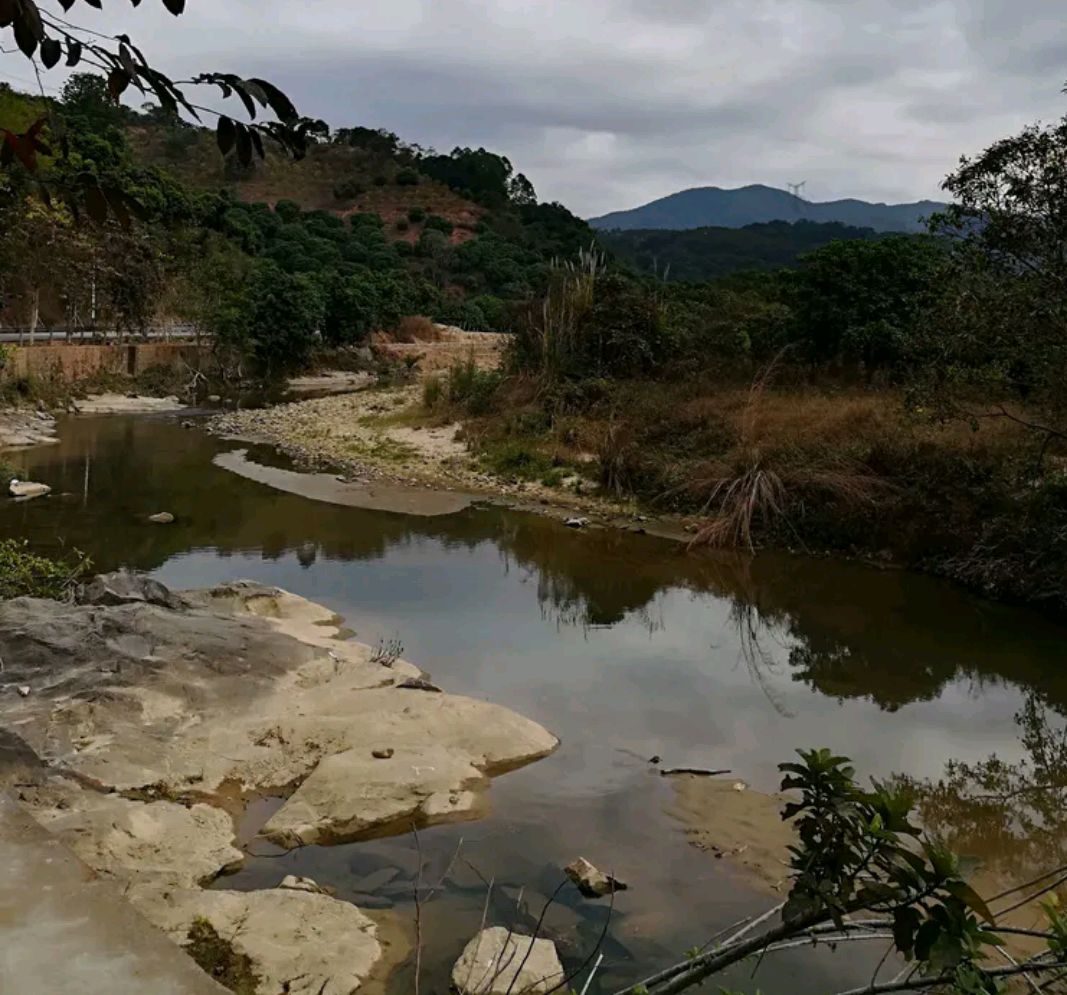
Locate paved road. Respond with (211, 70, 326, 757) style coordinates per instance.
(0, 328, 197, 344)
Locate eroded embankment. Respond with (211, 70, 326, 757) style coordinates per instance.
(0, 574, 557, 993)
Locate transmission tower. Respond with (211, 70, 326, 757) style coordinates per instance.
(787, 181, 807, 200)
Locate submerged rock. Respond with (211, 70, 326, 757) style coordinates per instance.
(452, 927, 564, 994)
(565, 856, 628, 898)
(278, 874, 334, 896)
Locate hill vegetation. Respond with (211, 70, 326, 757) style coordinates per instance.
(589, 183, 944, 232)
(601, 219, 886, 281)
(0, 76, 594, 365)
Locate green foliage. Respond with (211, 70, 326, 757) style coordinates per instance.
(0, 540, 89, 601)
(395, 168, 419, 186)
(603, 220, 884, 282)
(332, 177, 365, 201)
(444, 356, 502, 415)
(423, 214, 454, 235)
(783, 235, 947, 370)
(407, 206, 426, 223)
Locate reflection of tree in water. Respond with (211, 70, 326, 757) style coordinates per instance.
(904, 693, 1067, 875)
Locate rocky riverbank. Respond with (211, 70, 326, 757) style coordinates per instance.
(209, 386, 686, 537)
(0, 574, 557, 993)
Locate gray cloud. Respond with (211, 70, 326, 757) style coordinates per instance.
(18, 0, 1067, 216)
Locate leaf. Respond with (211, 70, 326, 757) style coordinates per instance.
(216, 116, 237, 156)
(893, 906, 921, 957)
(13, 16, 38, 58)
(108, 69, 131, 101)
(65, 39, 82, 66)
(0, 0, 17, 28)
(84, 184, 109, 225)
(945, 881, 996, 924)
(235, 122, 253, 167)
(161, 0, 186, 13)
(248, 127, 264, 160)
(247, 77, 298, 123)
(18, 0, 43, 40)
(232, 83, 257, 120)
(913, 919, 941, 963)
(39, 37, 62, 69)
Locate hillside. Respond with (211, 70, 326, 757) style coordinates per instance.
(601, 219, 884, 281)
(589, 184, 945, 233)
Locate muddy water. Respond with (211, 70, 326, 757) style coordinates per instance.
(6, 413, 1067, 994)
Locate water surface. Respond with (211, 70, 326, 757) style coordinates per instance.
(5, 414, 1067, 994)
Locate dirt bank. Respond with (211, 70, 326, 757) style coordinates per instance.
(0, 574, 557, 993)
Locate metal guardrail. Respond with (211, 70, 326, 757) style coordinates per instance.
(0, 325, 200, 344)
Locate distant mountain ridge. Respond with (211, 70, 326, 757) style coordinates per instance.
(589, 184, 945, 234)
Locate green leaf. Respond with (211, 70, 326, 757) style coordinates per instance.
(39, 37, 61, 68)
(946, 881, 996, 924)
(216, 116, 237, 156)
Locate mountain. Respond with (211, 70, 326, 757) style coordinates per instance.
(588, 184, 945, 233)
(601, 220, 887, 282)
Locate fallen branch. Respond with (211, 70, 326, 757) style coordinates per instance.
(658, 767, 732, 778)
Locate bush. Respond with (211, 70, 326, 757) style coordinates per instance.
(422, 374, 444, 409)
(395, 220, 409, 232)
(424, 214, 454, 235)
(446, 356, 502, 414)
(407, 207, 426, 223)
(0, 540, 90, 601)
(395, 169, 419, 186)
(373, 174, 387, 186)
(333, 178, 365, 201)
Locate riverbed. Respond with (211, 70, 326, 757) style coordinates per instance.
(5, 412, 1067, 994)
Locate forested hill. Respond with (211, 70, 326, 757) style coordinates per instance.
(589, 184, 944, 233)
(601, 220, 885, 281)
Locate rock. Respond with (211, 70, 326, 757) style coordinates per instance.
(22, 781, 244, 893)
(180, 420, 195, 430)
(148, 512, 175, 524)
(278, 874, 334, 896)
(396, 677, 442, 693)
(78, 571, 186, 611)
(143, 887, 382, 995)
(207, 395, 221, 403)
(8, 480, 50, 499)
(73, 394, 186, 415)
(564, 857, 628, 898)
(371, 748, 395, 759)
(452, 927, 564, 994)
(564, 517, 588, 529)
(16, 686, 30, 698)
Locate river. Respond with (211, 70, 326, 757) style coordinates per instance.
(5, 412, 1067, 994)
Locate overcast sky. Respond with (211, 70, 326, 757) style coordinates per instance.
(7, 0, 1067, 216)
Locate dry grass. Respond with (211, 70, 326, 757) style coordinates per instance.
(387, 316, 442, 344)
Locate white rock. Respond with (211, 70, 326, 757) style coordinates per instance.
(452, 927, 564, 994)
(564, 517, 589, 529)
(148, 512, 175, 524)
(8, 480, 50, 499)
(16, 686, 30, 698)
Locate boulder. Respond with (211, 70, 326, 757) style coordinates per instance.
(565, 856, 628, 898)
(78, 571, 186, 611)
(8, 480, 50, 499)
(451, 927, 564, 994)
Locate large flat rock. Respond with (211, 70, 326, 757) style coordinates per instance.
(0, 793, 227, 995)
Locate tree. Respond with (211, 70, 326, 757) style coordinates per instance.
(915, 118, 1067, 438)
(785, 236, 946, 372)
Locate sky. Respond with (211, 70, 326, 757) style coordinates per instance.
(6, 0, 1067, 217)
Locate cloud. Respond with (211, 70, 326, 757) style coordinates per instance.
(26, 0, 1067, 216)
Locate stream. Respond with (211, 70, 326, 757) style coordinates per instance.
(5, 411, 1067, 994)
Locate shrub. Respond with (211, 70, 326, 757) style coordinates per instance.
(407, 207, 426, 223)
(422, 374, 444, 409)
(395, 220, 410, 233)
(0, 540, 90, 601)
(395, 169, 419, 186)
(424, 214, 454, 235)
(393, 315, 440, 343)
(373, 174, 387, 186)
(333, 178, 365, 201)
(481, 440, 555, 480)
(446, 356, 502, 415)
